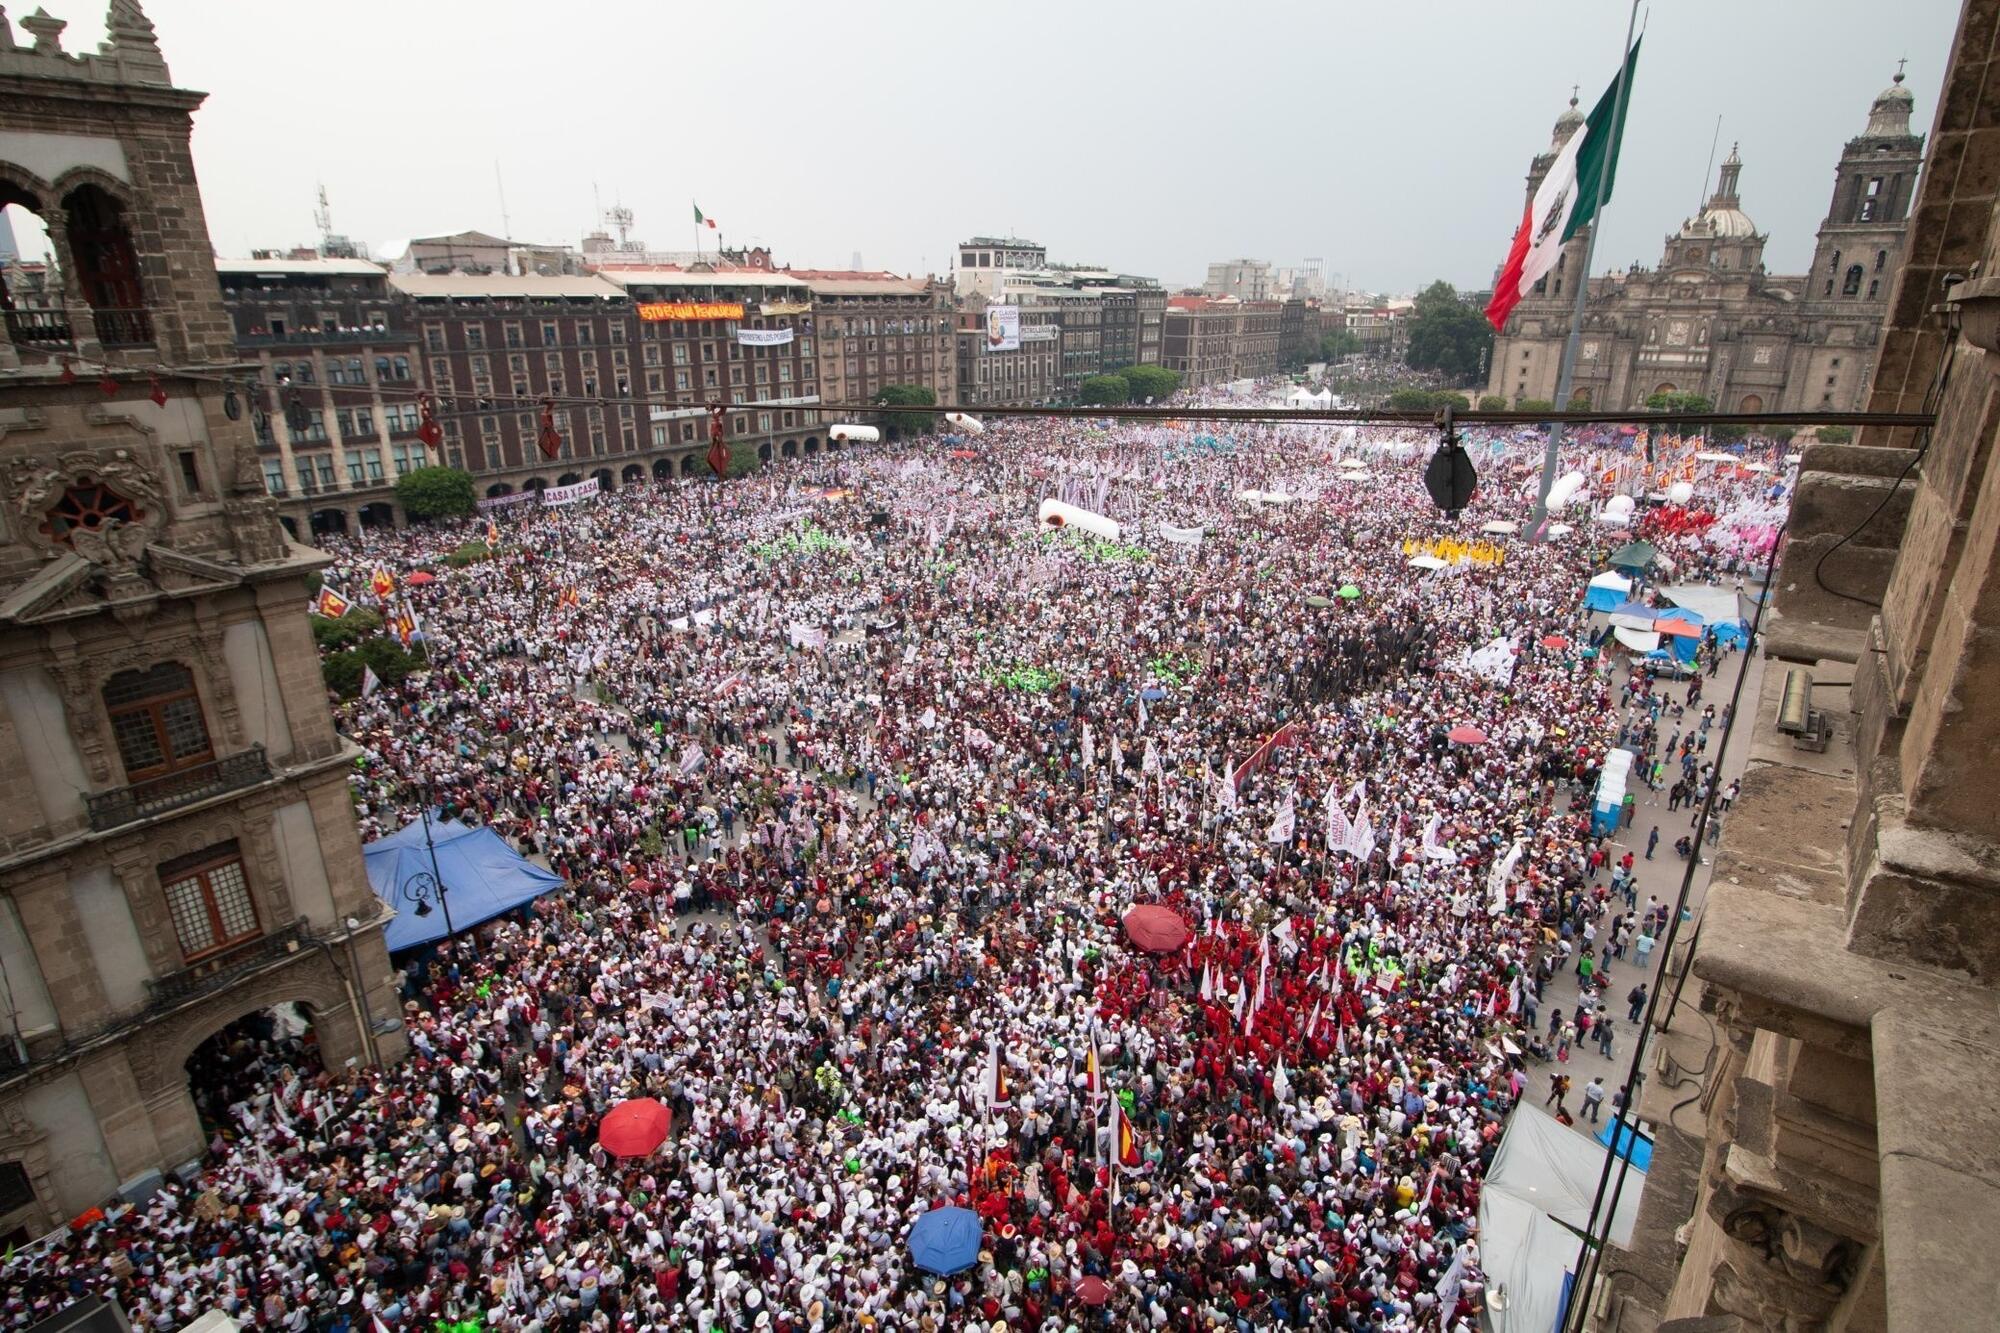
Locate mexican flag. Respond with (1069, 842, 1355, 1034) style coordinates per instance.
(693, 202, 717, 230)
(1484, 38, 1641, 332)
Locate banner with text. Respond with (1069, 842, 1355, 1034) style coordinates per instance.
(476, 490, 538, 512)
(737, 327, 795, 347)
(541, 479, 602, 507)
(984, 304, 1020, 352)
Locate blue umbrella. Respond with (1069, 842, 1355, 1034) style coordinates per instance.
(1140, 687, 1167, 701)
(907, 1206, 982, 1275)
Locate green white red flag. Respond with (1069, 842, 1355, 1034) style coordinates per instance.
(1485, 39, 1641, 332)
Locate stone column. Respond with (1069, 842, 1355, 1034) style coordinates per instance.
(11, 866, 110, 1036)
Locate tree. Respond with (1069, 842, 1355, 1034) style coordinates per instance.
(1387, 387, 1441, 412)
(394, 466, 476, 522)
(1515, 397, 1556, 413)
(1477, 395, 1507, 411)
(1077, 373, 1132, 405)
(1320, 329, 1362, 362)
(1817, 425, 1853, 444)
(873, 384, 939, 438)
(1120, 365, 1181, 402)
(1644, 391, 1713, 417)
(726, 442, 761, 478)
(311, 606, 383, 652)
(321, 637, 423, 698)
(1403, 280, 1494, 383)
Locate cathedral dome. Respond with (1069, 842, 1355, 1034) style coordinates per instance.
(1687, 144, 1757, 239)
(1867, 68, 1916, 136)
(1552, 92, 1584, 145)
(1695, 205, 1758, 239)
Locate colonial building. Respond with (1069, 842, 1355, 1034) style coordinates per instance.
(215, 257, 420, 539)
(1594, 10, 2000, 1329)
(0, 1, 403, 1238)
(796, 272, 954, 415)
(954, 294, 1061, 408)
(1486, 76, 1924, 412)
(951, 236, 1047, 298)
(1231, 301, 1282, 380)
(599, 268, 826, 467)
(1161, 296, 1238, 388)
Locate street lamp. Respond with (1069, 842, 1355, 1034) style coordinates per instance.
(400, 786, 454, 938)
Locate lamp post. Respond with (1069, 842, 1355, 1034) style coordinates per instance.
(401, 785, 453, 938)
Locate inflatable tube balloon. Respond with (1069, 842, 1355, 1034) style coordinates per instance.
(828, 424, 880, 443)
(944, 413, 984, 435)
(1546, 470, 1587, 511)
(1038, 499, 1121, 542)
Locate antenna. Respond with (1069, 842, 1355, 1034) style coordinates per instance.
(1699, 114, 1723, 209)
(314, 184, 334, 245)
(495, 160, 513, 242)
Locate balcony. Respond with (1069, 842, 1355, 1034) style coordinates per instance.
(235, 327, 397, 347)
(4, 307, 73, 350)
(93, 308, 155, 348)
(84, 745, 271, 832)
(145, 918, 310, 1011)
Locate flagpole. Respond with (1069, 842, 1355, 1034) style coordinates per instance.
(1530, 0, 1642, 540)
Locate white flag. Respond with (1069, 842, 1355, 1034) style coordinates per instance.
(1081, 724, 1095, 768)
(917, 706, 938, 730)
(1141, 737, 1161, 775)
(1111, 734, 1124, 772)
(1267, 790, 1296, 844)
(1325, 787, 1352, 850)
(1137, 692, 1149, 731)
(1217, 766, 1238, 812)
(1199, 960, 1214, 1001)
(360, 665, 382, 699)
(1346, 801, 1376, 860)
(679, 741, 706, 777)
(1273, 1058, 1292, 1104)
(1488, 836, 1525, 913)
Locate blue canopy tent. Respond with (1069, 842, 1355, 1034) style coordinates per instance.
(1583, 571, 1631, 612)
(365, 813, 566, 952)
(907, 1206, 982, 1275)
(1596, 1118, 1655, 1171)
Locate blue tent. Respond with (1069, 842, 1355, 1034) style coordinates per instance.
(907, 1206, 982, 1275)
(364, 813, 566, 952)
(1596, 1118, 1654, 1171)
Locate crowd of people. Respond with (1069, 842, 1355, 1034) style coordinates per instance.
(0, 398, 1783, 1332)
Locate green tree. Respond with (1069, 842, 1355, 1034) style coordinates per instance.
(1515, 397, 1557, 413)
(1816, 425, 1853, 444)
(1477, 395, 1507, 411)
(873, 384, 939, 439)
(1319, 329, 1362, 362)
(1077, 373, 1132, 405)
(727, 442, 762, 478)
(1404, 280, 1494, 383)
(1644, 391, 1713, 417)
(394, 466, 476, 522)
(1119, 365, 1181, 402)
(310, 606, 384, 651)
(1437, 391, 1471, 412)
(1387, 387, 1441, 412)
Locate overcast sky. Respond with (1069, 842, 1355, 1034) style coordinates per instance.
(13, 0, 1965, 294)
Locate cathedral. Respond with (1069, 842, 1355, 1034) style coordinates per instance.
(1485, 70, 1925, 414)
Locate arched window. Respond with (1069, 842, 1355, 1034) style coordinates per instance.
(63, 185, 151, 346)
(1875, 250, 1888, 272)
(41, 480, 143, 545)
(103, 663, 213, 782)
(1843, 265, 1865, 297)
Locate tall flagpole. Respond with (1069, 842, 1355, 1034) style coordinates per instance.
(1530, 0, 1642, 539)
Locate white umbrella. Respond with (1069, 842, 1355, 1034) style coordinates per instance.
(1481, 520, 1519, 535)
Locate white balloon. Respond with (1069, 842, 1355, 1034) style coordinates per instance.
(1667, 481, 1694, 505)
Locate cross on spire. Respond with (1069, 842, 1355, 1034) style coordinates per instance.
(1895, 56, 1907, 83)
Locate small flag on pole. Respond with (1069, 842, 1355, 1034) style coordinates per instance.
(693, 202, 717, 230)
(360, 665, 382, 699)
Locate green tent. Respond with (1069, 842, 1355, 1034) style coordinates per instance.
(1303, 594, 1333, 608)
(1337, 584, 1362, 600)
(1607, 540, 1656, 571)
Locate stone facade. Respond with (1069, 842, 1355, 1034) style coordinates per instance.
(1597, 5, 2000, 1328)
(1487, 79, 1924, 414)
(0, 2, 403, 1242)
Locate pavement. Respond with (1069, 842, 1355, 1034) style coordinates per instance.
(1531, 641, 1767, 1148)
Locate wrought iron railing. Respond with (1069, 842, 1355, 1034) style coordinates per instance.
(91, 307, 154, 348)
(3, 307, 73, 349)
(84, 745, 271, 831)
(145, 918, 308, 1009)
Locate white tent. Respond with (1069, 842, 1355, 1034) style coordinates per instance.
(1547, 522, 1574, 538)
(1478, 1106, 1648, 1331)
(1613, 626, 1663, 652)
(1482, 520, 1520, 535)
(1408, 554, 1450, 570)
(1694, 450, 1735, 462)
(1659, 584, 1741, 625)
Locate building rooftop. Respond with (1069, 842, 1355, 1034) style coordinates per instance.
(792, 274, 933, 296)
(215, 257, 389, 278)
(388, 273, 626, 301)
(595, 269, 809, 291)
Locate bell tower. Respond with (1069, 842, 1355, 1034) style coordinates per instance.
(1807, 66, 1925, 308)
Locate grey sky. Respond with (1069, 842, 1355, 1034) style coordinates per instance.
(25, 0, 1967, 294)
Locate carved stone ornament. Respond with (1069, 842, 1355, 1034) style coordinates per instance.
(10, 448, 166, 550)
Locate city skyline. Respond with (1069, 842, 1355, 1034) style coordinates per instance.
(5, 0, 1964, 293)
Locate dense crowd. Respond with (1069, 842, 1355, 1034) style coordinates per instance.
(0, 402, 1781, 1332)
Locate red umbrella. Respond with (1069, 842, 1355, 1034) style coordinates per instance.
(1122, 905, 1190, 954)
(1447, 725, 1488, 745)
(598, 1098, 672, 1158)
(405, 571, 437, 585)
(1539, 635, 1569, 650)
(1075, 1276, 1111, 1306)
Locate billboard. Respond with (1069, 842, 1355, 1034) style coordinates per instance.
(637, 301, 745, 322)
(984, 304, 1020, 352)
